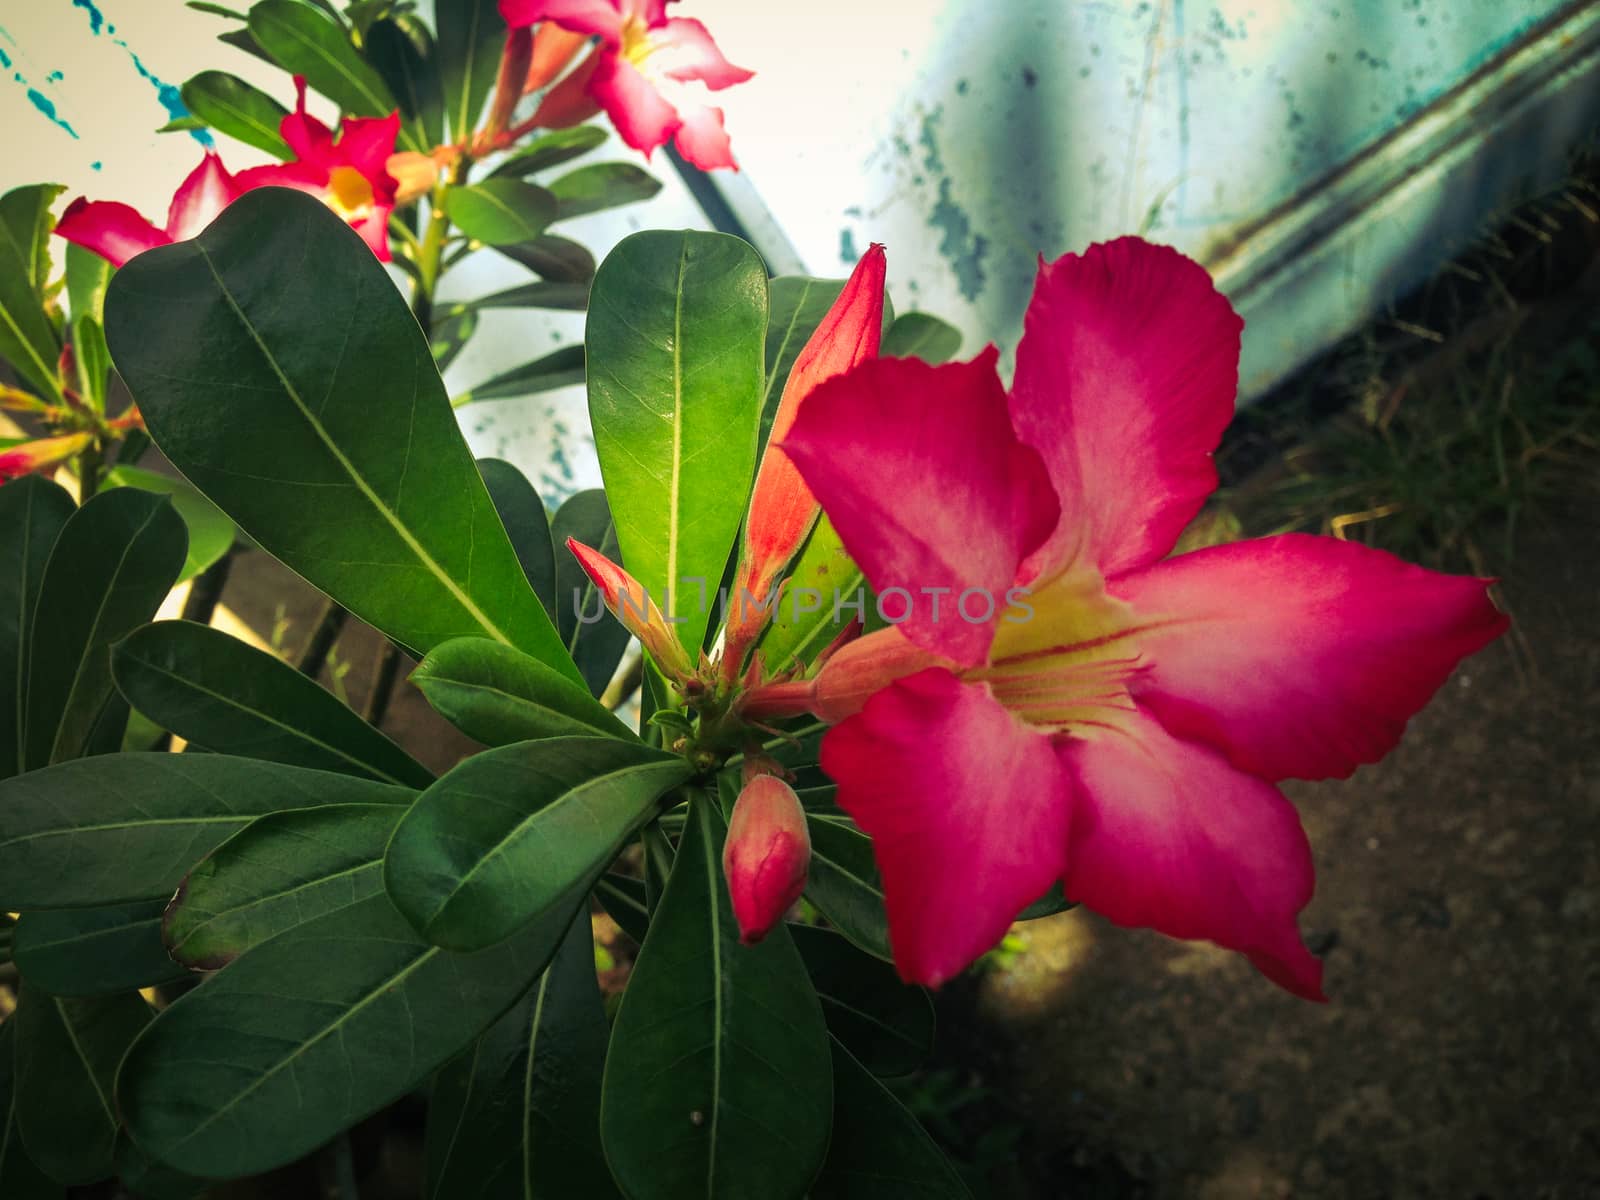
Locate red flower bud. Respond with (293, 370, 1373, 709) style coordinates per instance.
(565, 536, 694, 681)
(722, 774, 810, 945)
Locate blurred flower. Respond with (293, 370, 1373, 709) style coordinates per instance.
(722, 768, 810, 944)
(499, 0, 753, 170)
(0, 432, 92, 482)
(778, 237, 1509, 997)
(55, 150, 243, 268)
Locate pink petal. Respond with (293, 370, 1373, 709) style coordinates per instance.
(234, 162, 328, 196)
(652, 17, 754, 90)
(590, 53, 680, 156)
(1109, 533, 1508, 781)
(53, 198, 168, 268)
(822, 669, 1073, 987)
(672, 102, 737, 171)
(498, 0, 624, 42)
(350, 205, 394, 261)
(335, 113, 402, 198)
(281, 76, 336, 167)
(163, 151, 242, 241)
(1010, 237, 1243, 581)
(782, 350, 1059, 668)
(1060, 707, 1325, 1000)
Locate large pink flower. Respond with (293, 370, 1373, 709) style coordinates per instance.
(55, 151, 244, 268)
(774, 237, 1508, 999)
(499, 0, 753, 171)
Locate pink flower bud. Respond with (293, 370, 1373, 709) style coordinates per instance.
(722, 774, 811, 945)
(565, 536, 694, 682)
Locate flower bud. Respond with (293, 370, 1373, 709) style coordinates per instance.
(565, 537, 694, 682)
(0, 432, 93, 482)
(524, 23, 590, 94)
(529, 45, 603, 129)
(722, 773, 811, 945)
(385, 152, 440, 205)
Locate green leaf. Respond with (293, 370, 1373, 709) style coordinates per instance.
(489, 125, 608, 178)
(13, 987, 150, 1185)
(24, 487, 188, 769)
(113, 620, 432, 786)
(0, 183, 64, 298)
(549, 163, 662, 220)
(594, 872, 648, 944)
(218, 26, 277, 66)
(0, 185, 65, 402)
(436, 0, 505, 142)
(453, 345, 585, 406)
(187, 1, 248, 18)
(755, 515, 864, 675)
(11, 901, 188, 996)
(586, 230, 767, 655)
(65, 243, 113, 325)
(550, 489, 630, 697)
(1017, 881, 1074, 920)
(0, 477, 75, 781)
(117, 891, 573, 1178)
(104, 189, 578, 679)
(881, 311, 961, 364)
(248, 0, 400, 122)
(179, 70, 291, 157)
(70, 314, 112, 413)
(811, 1039, 973, 1199)
(466, 280, 590, 312)
(430, 302, 479, 371)
(761, 275, 844, 434)
(497, 234, 595, 283)
(411, 637, 632, 744)
(478, 458, 557, 615)
(365, 14, 444, 147)
(0, 1021, 63, 1198)
(113, 1133, 207, 1200)
(601, 792, 832, 1198)
(164, 801, 402, 968)
(0, 754, 412, 909)
(805, 814, 892, 962)
(384, 736, 689, 950)
(425, 907, 619, 1200)
(791, 925, 932, 1078)
(101, 464, 236, 583)
(447, 180, 559, 246)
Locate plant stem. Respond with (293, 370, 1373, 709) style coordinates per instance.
(180, 549, 234, 626)
(77, 441, 102, 503)
(362, 641, 403, 728)
(297, 598, 349, 678)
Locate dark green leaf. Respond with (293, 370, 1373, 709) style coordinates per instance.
(113, 1133, 206, 1200)
(0, 477, 75, 781)
(65, 243, 113, 325)
(187, 1, 248, 17)
(489, 125, 608, 178)
(180, 70, 290, 157)
(113, 620, 431, 786)
(550, 489, 629, 697)
(365, 15, 444, 146)
(385, 736, 688, 950)
(806, 814, 892, 962)
(497, 234, 595, 283)
(0, 1021, 63, 1198)
(467, 280, 590, 311)
(436, 0, 505, 141)
(601, 792, 832, 1198)
(549, 163, 662, 220)
(101, 464, 235, 583)
(13, 987, 150, 1185)
(117, 891, 572, 1178)
(218, 26, 277, 66)
(587, 230, 767, 655)
(791, 925, 932, 1078)
(0, 183, 64, 298)
(425, 908, 618, 1200)
(1017, 881, 1075, 920)
(104, 189, 578, 679)
(881, 311, 961, 364)
(164, 801, 402, 968)
(447, 179, 559, 246)
(24, 487, 187, 769)
(811, 1039, 973, 1199)
(0, 754, 412, 909)
(11, 901, 187, 996)
(0, 185, 64, 402)
(411, 637, 632, 744)
(248, 0, 400, 122)
(594, 872, 648, 944)
(454, 345, 584, 406)
(478, 458, 557, 615)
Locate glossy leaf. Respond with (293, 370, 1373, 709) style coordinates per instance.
(11, 901, 187, 996)
(478, 458, 557, 615)
(601, 792, 832, 1199)
(0, 753, 412, 909)
(430, 303, 479, 372)
(366, 15, 443, 147)
(467, 280, 590, 312)
(0, 183, 64, 296)
(550, 490, 630, 698)
(385, 736, 689, 950)
(248, 0, 400, 122)
(594, 872, 648, 944)
(71, 314, 112, 413)
(0, 185, 64, 402)
(164, 802, 402, 968)
(549, 163, 662, 220)
(881, 311, 961, 364)
(0, 477, 75, 782)
(0, 1021, 62, 1198)
(810, 1039, 973, 1200)
(117, 891, 573, 1178)
(180, 70, 290, 157)
(587, 231, 767, 655)
(791, 925, 933, 1078)
(104, 189, 578, 679)
(101, 464, 235, 583)
(447, 180, 559, 246)
(756, 516, 864, 675)
(454, 345, 585, 407)
(498, 234, 595, 283)
(760, 275, 844, 446)
(113, 1133, 207, 1200)
(24, 487, 187, 769)
(13, 987, 150, 1185)
(805, 814, 892, 962)
(490, 125, 608, 178)
(65, 242, 113, 324)
(425, 908, 618, 1200)
(437, 0, 505, 141)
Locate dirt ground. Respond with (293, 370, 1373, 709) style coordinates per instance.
(964, 501, 1600, 1199)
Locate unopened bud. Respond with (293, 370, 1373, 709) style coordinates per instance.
(565, 537, 694, 682)
(386, 152, 440, 205)
(722, 774, 811, 945)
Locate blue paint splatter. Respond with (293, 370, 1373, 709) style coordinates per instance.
(72, 0, 105, 35)
(91, 160, 102, 170)
(47, 69, 63, 82)
(121, 47, 213, 146)
(0, 48, 10, 69)
(27, 89, 78, 138)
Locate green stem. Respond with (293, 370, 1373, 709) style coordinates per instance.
(77, 441, 102, 503)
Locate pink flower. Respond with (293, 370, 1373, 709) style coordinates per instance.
(0, 432, 93, 482)
(723, 769, 811, 944)
(499, 0, 753, 171)
(236, 77, 401, 261)
(773, 237, 1509, 998)
(55, 151, 244, 268)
